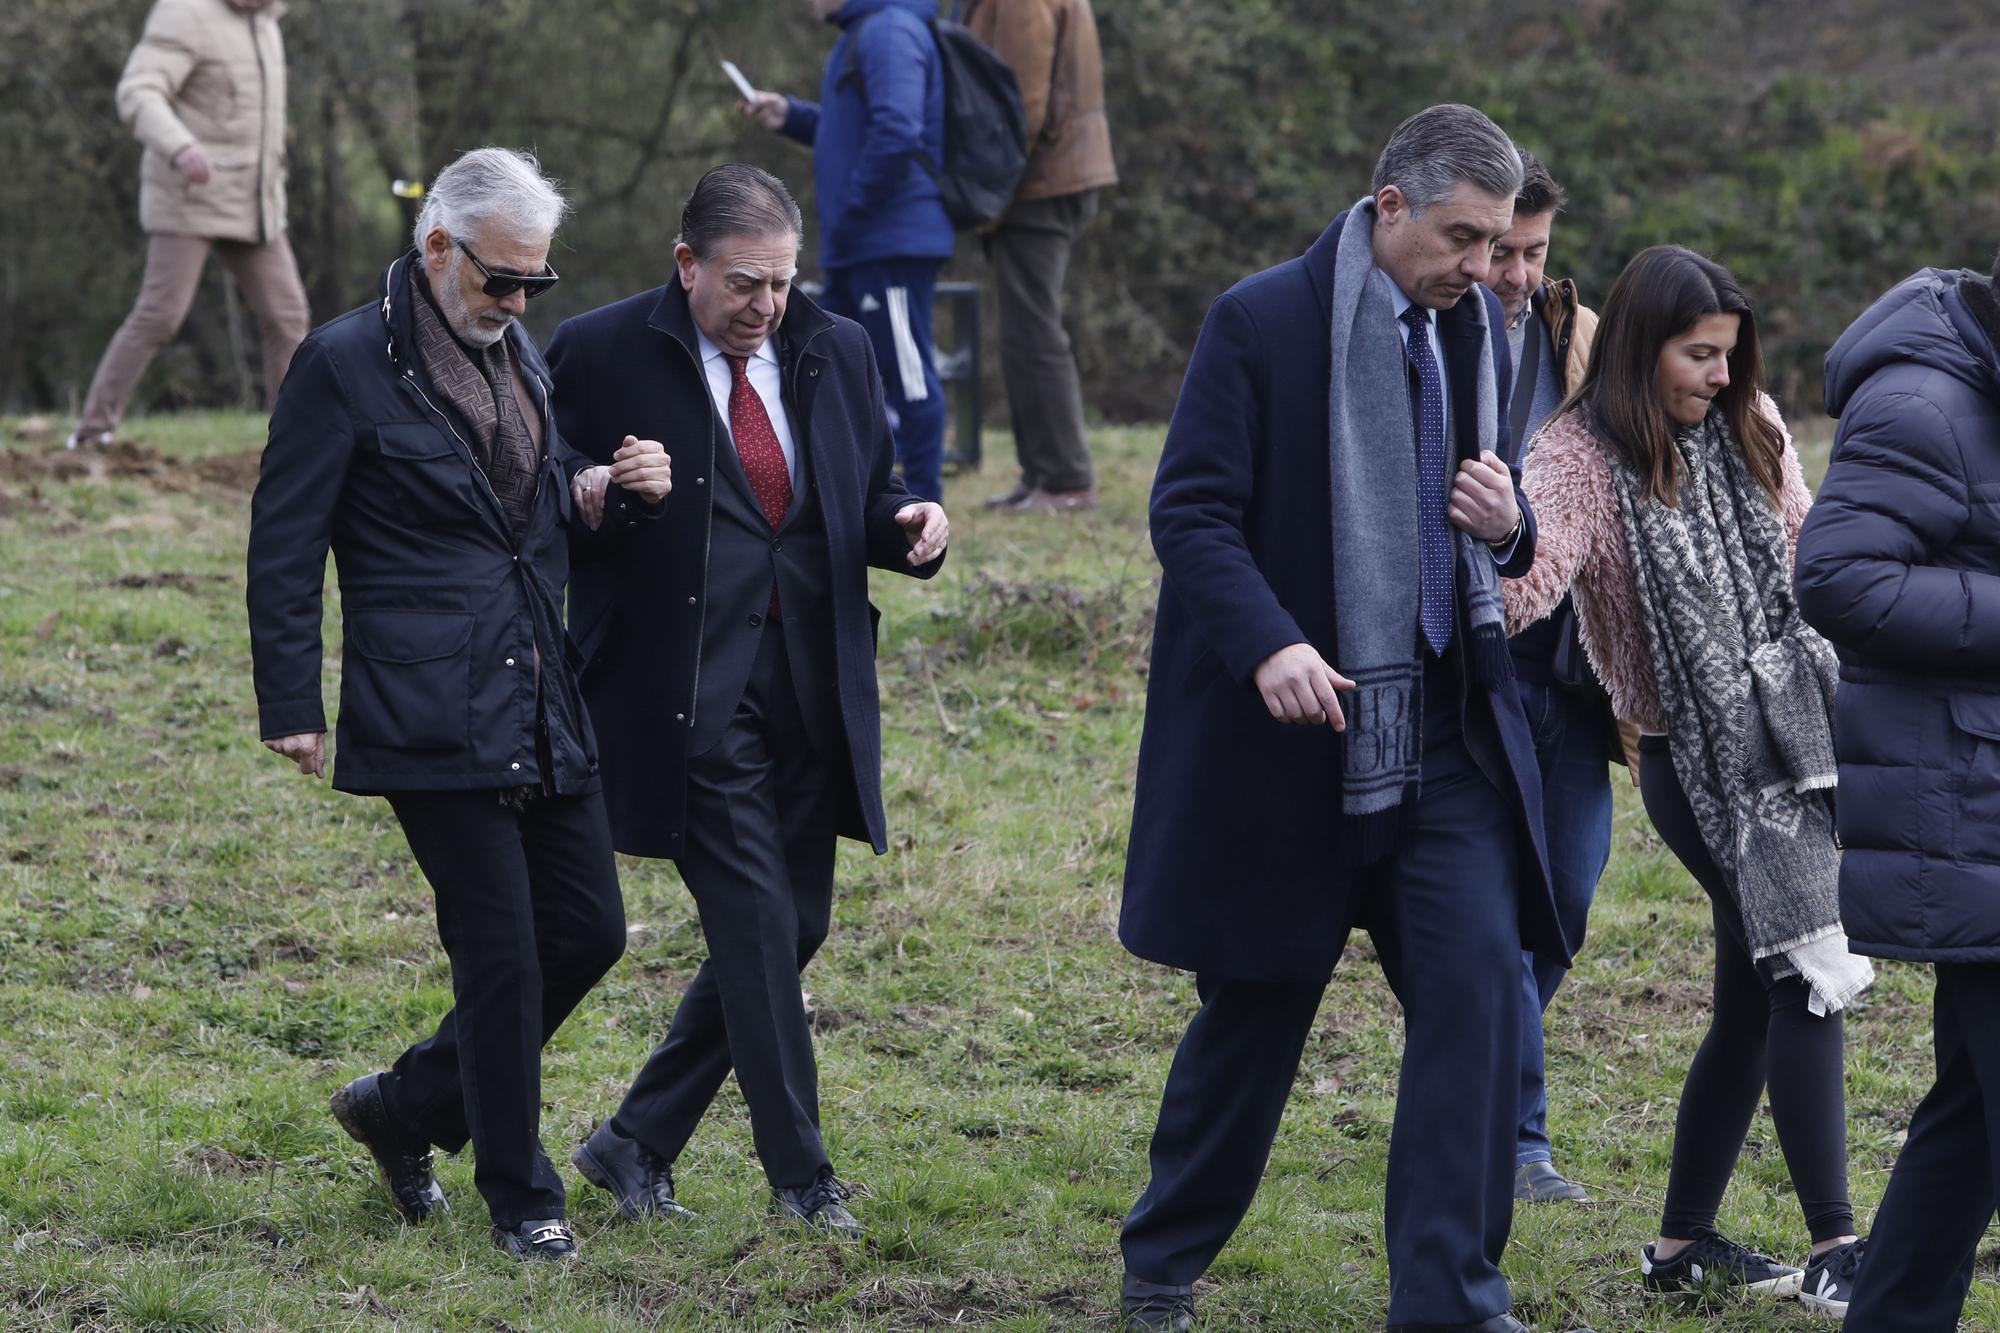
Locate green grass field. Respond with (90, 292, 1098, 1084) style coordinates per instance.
(0, 410, 1992, 1330)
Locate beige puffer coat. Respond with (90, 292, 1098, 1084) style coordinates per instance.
(116, 0, 287, 243)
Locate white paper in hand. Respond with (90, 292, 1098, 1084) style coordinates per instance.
(720, 60, 757, 101)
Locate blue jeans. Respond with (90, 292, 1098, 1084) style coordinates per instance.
(819, 259, 947, 503)
(1514, 679, 1614, 1166)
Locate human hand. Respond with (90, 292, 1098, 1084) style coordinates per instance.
(741, 91, 788, 131)
(263, 731, 325, 778)
(1450, 449, 1521, 546)
(894, 501, 949, 565)
(1251, 643, 1356, 728)
(571, 466, 610, 530)
(173, 143, 213, 185)
(609, 435, 673, 504)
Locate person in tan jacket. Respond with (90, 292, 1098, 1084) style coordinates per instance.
(962, 0, 1118, 513)
(70, 0, 307, 448)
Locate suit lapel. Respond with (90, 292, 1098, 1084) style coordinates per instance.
(1440, 297, 1486, 465)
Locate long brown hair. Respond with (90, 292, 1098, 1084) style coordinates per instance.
(1566, 245, 1786, 508)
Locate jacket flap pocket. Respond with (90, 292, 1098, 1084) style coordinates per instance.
(1949, 693, 2000, 742)
(348, 609, 473, 664)
(377, 424, 458, 460)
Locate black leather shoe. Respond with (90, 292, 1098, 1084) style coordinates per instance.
(1122, 1277, 1195, 1332)
(493, 1217, 578, 1262)
(571, 1120, 695, 1221)
(771, 1167, 863, 1238)
(329, 1073, 447, 1223)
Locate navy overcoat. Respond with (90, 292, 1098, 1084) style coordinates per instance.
(546, 282, 941, 861)
(1118, 213, 1564, 984)
(1796, 268, 2000, 963)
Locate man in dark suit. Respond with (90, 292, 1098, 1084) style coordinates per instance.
(247, 148, 673, 1262)
(546, 164, 949, 1237)
(1116, 106, 1570, 1333)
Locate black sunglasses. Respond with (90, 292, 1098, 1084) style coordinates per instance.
(456, 240, 560, 299)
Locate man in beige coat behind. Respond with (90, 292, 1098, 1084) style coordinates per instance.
(70, 0, 308, 449)
(963, 0, 1117, 514)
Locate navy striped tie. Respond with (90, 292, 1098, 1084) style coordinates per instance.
(1400, 303, 1454, 656)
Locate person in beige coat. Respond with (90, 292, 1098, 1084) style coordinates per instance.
(963, 0, 1118, 513)
(70, 0, 307, 448)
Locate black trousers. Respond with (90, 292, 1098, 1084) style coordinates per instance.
(1843, 964, 2000, 1331)
(376, 788, 627, 1228)
(611, 627, 839, 1189)
(1122, 663, 1524, 1327)
(1637, 735, 1854, 1244)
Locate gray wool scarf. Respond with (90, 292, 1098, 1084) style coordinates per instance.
(1610, 411, 1872, 1012)
(1328, 198, 1512, 864)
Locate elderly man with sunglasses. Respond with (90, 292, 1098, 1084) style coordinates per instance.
(247, 147, 672, 1263)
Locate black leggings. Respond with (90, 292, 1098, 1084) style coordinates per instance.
(1638, 735, 1855, 1244)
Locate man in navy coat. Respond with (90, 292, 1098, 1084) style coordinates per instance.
(546, 164, 948, 1238)
(1117, 106, 1566, 1333)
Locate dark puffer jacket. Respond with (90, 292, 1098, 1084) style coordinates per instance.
(1795, 266, 2000, 962)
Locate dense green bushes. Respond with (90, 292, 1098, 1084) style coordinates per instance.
(6, 0, 1996, 421)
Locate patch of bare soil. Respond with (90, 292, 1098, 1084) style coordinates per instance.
(107, 572, 225, 591)
(0, 440, 261, 496)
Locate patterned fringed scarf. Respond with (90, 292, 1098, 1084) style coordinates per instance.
(410, 274, 540, 542)
(1610, 410, 1872, 1012)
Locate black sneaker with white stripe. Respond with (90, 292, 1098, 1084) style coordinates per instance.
(1799, 1237, 1867, 1317)
(1640, 1230, 1804, 1297)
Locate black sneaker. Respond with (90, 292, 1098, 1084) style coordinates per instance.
(1640, 1230, 1803, 1297)
(1799, 1237, 1867, 1317)
(771, 1167, 863, 1239)
(493, 1217, 578, 1262)
(329, 1073, 448, 1223)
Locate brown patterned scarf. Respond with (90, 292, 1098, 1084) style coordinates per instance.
(410, 276, 540, 541)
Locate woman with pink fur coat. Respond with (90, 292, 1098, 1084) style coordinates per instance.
(1504, 245, 1875, 1316)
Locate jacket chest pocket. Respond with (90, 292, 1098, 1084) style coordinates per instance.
(374, 423, 483, 525)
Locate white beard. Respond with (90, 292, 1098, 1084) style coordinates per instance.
(438, 255, 511, 348)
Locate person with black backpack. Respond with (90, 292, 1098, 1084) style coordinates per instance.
(743, 0, 974, 503)
(964, 0, 1119, 516)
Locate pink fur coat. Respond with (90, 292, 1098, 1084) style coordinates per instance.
(1502, 399, 1812, 732)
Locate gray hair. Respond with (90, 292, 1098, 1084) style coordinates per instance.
(1370, 104, 1523, 215)
(412, 147, 570, 251)
(677, 163, 803, 256)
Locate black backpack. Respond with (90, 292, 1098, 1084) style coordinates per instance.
(841, 14, 1028, 229)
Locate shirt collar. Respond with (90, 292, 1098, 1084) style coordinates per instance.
(1380, 269, 1434, 329)
(695, 326, 779, 368)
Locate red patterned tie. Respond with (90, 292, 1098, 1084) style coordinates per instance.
(727, 354, 793, 529)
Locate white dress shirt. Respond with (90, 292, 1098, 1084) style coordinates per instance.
(1378, 268, 1521, 564)
(694, 328, 799, 490)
